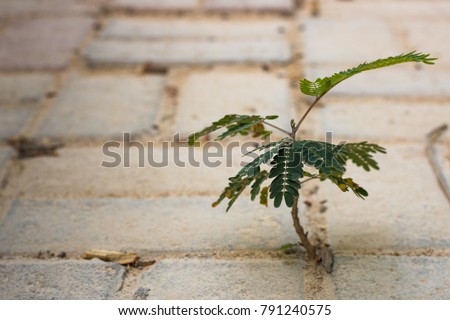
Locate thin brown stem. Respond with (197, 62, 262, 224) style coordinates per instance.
(293, 95, 324, 138)
(300, 175, 319, 185)
(290, 197, 317, 260)
(262, 121, 291, 137)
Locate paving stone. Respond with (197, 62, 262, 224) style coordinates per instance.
(0, 107, 36, 140)
(303, 19, 403, 66)
(0, 17, 93, 71)
(0, 148, 12, 182)
(101, 18, 290, 39)
(401, 21, 450, 67)
(0, 197, 299, 253)
(304, 66, 450, 97)
(12, 145, 245, 199)
(84, 38, 291, 66)
(0, 259, 124, 299)
(204, 0, 294, 12)
(137, 258, 304, 299)
(323, 144, 450, 251)
(0, 0, 93, 17)
(309, 101, 450, 141)
(175, 69, 294, 138)
(36, 75, 165, 139)
(332, 256, 450, 299)
(0, 74, 54, 105)
(0, 148, 12, 168)
(112, 0, 198, 11)
(319, 1, 450, 20)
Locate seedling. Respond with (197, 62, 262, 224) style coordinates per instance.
(188, 52, 436, 272)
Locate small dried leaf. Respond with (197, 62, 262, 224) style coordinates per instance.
(83, 249, 139, 265)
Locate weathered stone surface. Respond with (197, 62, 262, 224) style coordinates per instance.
(0, 148, 12, 183)
(174, 69, 294, 138)
(112, 0, 198, 10)
(324, 144, 450, 251)
(0, 259, 124, 299)
(401, 21, 450, 67)
(86, 17, 291, 66)
(332, 256, 450, 299)
(0, 197, 298, 253)
(36, 75, 165, 139)
(303, 19, 403, 66)
(137, 258, 304, 299)
(100, 18, 290, 39)
(204, 0, 295, 12)
(309, 101, 450, 141)
(0, 74, 54, 105)
(0, 0, 93, 17)
(0, 107, 36, 140)
(0, 17, 93, 71)
(319, 1, 450, 20)
(84, 38, 291, 66)
(304, 66, 450, 97)
(12, 146, 244, 199)
(0, 148, 12, 169)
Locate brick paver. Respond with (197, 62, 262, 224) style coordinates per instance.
(303, 19, 402, 66)
(0, 148, 12, 183)
(85, 17, 291, 66)
(174, 69, 294, 138)
(0, 197, 298, 254)
(11, 146, 242, 199)
(0, 17, 93, 71)
(0, 0, 93, 17)
(309, 101, 450, 141)
(323, 144, 450, 251)
(0, 259, 124, 299)
(85, 38, 291, 67)
(135, 258, 305, 299)
(101, 18, 289, 39)
(112, 0, 198, 11)
(331, 256, 450, 299)
(0, 148, 12, 169)
(401, 21, 450, 67)
(1, 0, 449, 300)
(0, 107, 36, 140)
(36, 74, 165, 139)
(319, 1, 450, 20)
(0, 74, 54, 105)
(203, 0, 295, 12)
(304, 66, 449, 97)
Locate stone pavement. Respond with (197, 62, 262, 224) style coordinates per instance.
(0, 0, 449, 300)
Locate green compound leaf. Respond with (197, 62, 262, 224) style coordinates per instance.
(250, 171, 269, 201)
(210, 131, 386, 209)
(339, 142, 386, 171)
(321, 173, 369, 199)
(237, 139, 290, 178)
(188, 114, 278, 145)
(299, 51, 437, 97)
(268, 144, 303, 208)
(293, 140, 346, 175)
(213, 140, 289, 211)
(212, 173, 258, 212)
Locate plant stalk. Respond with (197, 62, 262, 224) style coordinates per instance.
(262, 121, 292, 137)
(290, 196, 317, 261)
(293, 94, 327, 139)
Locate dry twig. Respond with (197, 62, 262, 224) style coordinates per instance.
(425, 124, 450, 203)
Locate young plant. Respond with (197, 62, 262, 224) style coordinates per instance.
(188, 52, 436, 272)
